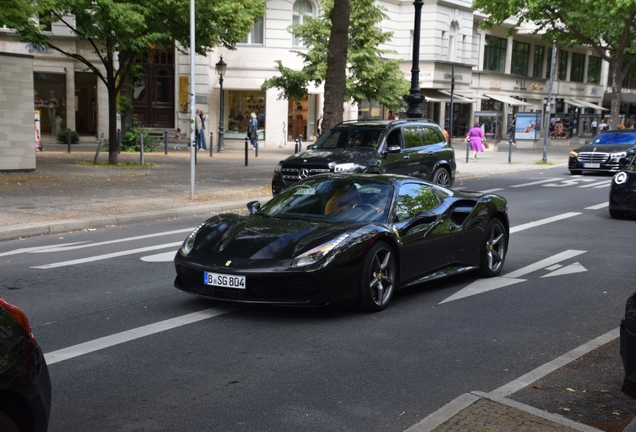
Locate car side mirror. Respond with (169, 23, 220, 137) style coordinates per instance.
(398, 211, 437, 235)
(246, 201, 261, 215)
(386, 145, 401, 153)
(585, 139, 591, 144)
(306, 144, 315, 150)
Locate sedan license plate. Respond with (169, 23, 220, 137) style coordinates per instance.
(203, 272, 246, 289)
(583, 163, 600, 168)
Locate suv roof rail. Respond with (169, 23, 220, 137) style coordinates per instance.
(334, 118, 437, 127)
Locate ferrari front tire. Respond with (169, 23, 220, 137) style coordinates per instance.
(479, 219, 507, 277)
(358, 242, 396, 312)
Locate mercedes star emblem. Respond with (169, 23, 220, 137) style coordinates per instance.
(299, 169, 309, 179)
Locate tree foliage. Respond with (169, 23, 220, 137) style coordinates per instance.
(471, 0, 636, 128)
(262, 0, 409, 130)
(7, 0, 265, 164)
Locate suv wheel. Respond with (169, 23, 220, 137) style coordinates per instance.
(432, 168, 451, 187)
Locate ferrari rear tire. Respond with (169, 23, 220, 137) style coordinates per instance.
(479, 219, 507, 277)
(0, 411, 20, 432)
(358, 242, 396, 312)
(432, 168, 451, 187)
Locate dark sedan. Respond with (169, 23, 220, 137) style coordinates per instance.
(174, 174, 509, 312)
(609, 148, 636, 218)
(0, 297, 51, 432)
(569, 130, 636, 175)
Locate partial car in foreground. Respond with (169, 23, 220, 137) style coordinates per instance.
(0, 297, 51, 432)
(568, 130, 636, 175)
(609, 148, 636, 218)
(621, 290, 636, 384)
(174, 174, 508, 312)
(272, 119, 456, 195)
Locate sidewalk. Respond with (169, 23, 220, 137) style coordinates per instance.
(0, 136, 576, 242)
(2, 136, 633, 431)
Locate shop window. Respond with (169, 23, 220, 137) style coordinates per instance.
(587, 56, 602, 84)
(226, 90, 266, 140)
(292, 0, 313, 47)
(34, 72, 66, 135)
(242, 17, 264, 44)
(533, 46, 545, 78)
(558, 50, 568, 81)
(483, 35, 506, 73)
(570, 53, 585, 82)
(358, 99, 383, 120)
(511, 41, 530, 76)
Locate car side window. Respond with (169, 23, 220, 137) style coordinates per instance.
(423, 126, 445, 144)
(402, 126, 423, 149)
(386, 129, 402, 149)
(394, 183, 440, 222)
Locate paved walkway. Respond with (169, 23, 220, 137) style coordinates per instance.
(2, 135, 613, 432)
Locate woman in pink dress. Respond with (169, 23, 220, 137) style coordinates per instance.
(465, 122, 485, 159)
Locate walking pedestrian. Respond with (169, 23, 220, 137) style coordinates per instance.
(248, 112, 258, 149)
(316, 115, 323, 137)
(465, 122, 486, 159)
(174, 128, 182, 150)
(196, 109, 207, 151)
(591, 118, 598, 135)
(508, 115, 516, 144)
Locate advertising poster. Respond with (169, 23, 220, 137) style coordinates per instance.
(34, 110, 42, 151)
(515, 112, 541, 141)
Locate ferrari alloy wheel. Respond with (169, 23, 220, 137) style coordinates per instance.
(432, 168, 451, 187)
(480, 219, 507, 277)
(359, 242, 396, 312)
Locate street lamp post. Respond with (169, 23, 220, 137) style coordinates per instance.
(216, 57, 227, 153)
(403, 0, 425, 118)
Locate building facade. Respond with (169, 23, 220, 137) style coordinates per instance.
(3, 0, 633, 156)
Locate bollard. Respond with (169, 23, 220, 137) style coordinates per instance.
(255, 139, 258, 158)
(117, 128, 121, 154)
(93, 133, 104, 164)
(209, 132, 214, 157)
(140, 132, 145, 165)
(294, 142, 298, 153)
(245, 136, 249, 166)
(164, 130, 168, 155)
(508, 135, 513, 163)
(297, 135, 302, 152)
(67, 128, 71, 153)
(465, 142, 470, 163)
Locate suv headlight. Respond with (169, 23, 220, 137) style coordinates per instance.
(614, 172, 628, 185)
(291, 234, 350, 267)
(333, 163, 365, 173)
(274, 162, 283, 173)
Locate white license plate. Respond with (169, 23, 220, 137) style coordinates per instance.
(203, 272, 246, 289)
(583, 163, 600, 168)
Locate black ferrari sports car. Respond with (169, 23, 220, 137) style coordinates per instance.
(609, 148, 636, 218)
(621, 290, 636, 384)
(174, 174, 509, 311)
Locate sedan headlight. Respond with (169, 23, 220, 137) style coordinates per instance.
(614, 172, 628, 185)
(180, 224, 204, 256)
(274, 163, 283, 173)
(610, 151, 627, 160)
(569, 150, 578, 157)
(291, 234, 350, 267)
(333, 163, 365, 173)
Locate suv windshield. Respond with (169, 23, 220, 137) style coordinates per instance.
(313, 127, 384, 150)
(590, 132, 636, 145)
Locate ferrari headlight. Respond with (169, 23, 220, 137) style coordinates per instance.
(614, 172, 628, 185)
(569, 150, 578, 157)
(610, 151, 627, 160)
(333, 163, 364, 173)
(291, 234, 350, 267)
(180, 224, 204, 256)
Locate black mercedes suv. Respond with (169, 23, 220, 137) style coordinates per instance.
(272, 119, 456, 195)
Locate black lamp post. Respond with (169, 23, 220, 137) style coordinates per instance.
(403, 0, 425, 118)
(216, 56, 227, 152)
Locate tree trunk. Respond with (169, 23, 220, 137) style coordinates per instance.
(322, 0, 351, 132)
(120, 73, 133, 138)
(108, 83, 119, 165)
(610, 57, 623, 129)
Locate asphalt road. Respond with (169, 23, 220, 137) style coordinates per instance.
(1, 167, 634, 432)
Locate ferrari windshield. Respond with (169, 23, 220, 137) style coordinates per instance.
(259, 178, 394, 223)
(313, 127, 384, 150)
(589, 132, 636, 145)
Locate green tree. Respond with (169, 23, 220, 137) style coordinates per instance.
(262, 0, 409, 131)
(471, 0, 636, 128)
(0, 0, 36, 29)
(8, 0, 265, 164)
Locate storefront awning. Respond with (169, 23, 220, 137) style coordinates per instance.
(421, 89, 473, 103)
(563, 99, 586, 108)
(439, 90, 487, 99)
(484, 93, 531, 106)
(570, 99, 609, 111)
(603, 92, 636, 104)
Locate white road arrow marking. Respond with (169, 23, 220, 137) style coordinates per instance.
(543, 178, 597, 187)
(440, 250, 587, 304)
(141, 251, 178, 262)
(0, 242, 89, 257)
(586, 202, 609, 210)
(541, 262, 587, 278)
(510, 178, 563, 188)
(510, 213, 581, 233)
(579, 180, 612, 188)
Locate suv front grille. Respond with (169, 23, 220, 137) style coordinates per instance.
(578, 152, 609, 163)
(282, 167, 331, 181)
